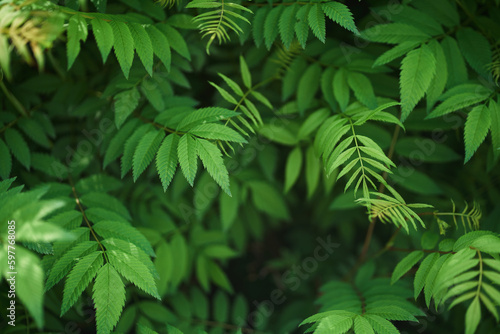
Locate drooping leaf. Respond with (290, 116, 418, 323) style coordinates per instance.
(67, 15, 88, 70)
(464, 105, 491, 163)
(129, 23, 154, 76)
(91, 18, 114, 63)
(93, 264, 126, 334)
(196, 138, 231, 195)
(4, 128, 30, 169)
(61, 251, 103, 316)
(400, 44, 436, 121)
(284, 146, 303, 193)
(156, 134, 180, 191)
(308, 4, 326, 43)
(178, 134, 198, 186)
(322, 1, 358, 33)
(114, 88, 141, 129)
(107, 249, 160, 300)
(110, 21, 135, 79)
(132, 130, 165, 181)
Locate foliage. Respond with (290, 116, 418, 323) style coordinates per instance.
(0, 0, 500, 334)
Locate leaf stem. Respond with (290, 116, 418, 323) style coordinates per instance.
(0, 80, 29, 117)
(68, 175, 109, 263)
(358, 124, 400, 262)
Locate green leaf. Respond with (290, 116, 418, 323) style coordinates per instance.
(156, 24, 191, 60)
(322, 1, 358, 34)
(107, 249, 160, 299)
(0, 138, 12, 180)
(45, 241, 98, 291)
(16, 247, 45, 328)
(308, 4, 326, 43)
(93, 263, 126, 334)
(412, 0, 459, 28)
(190, 123, 246, 143)
(61, 251, 103, 316)
(297, 64, 322, 113)
(457, 28, 492, 77)
(0, 35, 12, 80)
(104, 119, 139, 168)
(470, 234, 500, 254)
(364, 315, 399, 334)
(391, 250, 424, 284)
(101, 238, 158, 280)
(18, 112, 51, 148)
(426, 91, 490, 119)
(114, 88, 140, 129)
(93, 220, 155, 257)
(284, 146, 303, 193)
(373, 41, 419, 67)
(400, 44, 436, 121)
(464, 105, 491, 163)
(465, 296, 481, 334)
(67, 15, 88, 70)
(348, 72, 377, 110)
(213, 290, 229, 322)
(264, 6, 284, 49)
(170, 233, 188, 288)
(146, 25, 171, 71)
(156, 134, 180, 191)
(353, 315, 374, 334)
(426, 39, 448, 108)
(305, 145, 321, 198)
(333, 68, 350, 111)
(110, 21, 134, 79)
(298, 108, 330, 140)
(91, 18, 113, 63)
(129, 23, 154, 76)
(414, 252, 440, 299)
(121, 125, 150, 178)
(239, 56, 252, 89)
(178, 134, 198, 186)
(220, 180, 239, 231)
(295, 5, 311, 48)
(248, 181, 289, 220)
(490, 100, 500, 160)
(177, 107, 239, 131)
(361, 23, 429, 44)
(252, 6, 269, 48)
(196, 138, 231, 195)
(210, 82, 238, 104)
(4, 128, 30, 169)
(279, 4, 299, 49)
(441, 37, 468, 88)
(391, 5, 443, 36)
(132, 130, 165, 181)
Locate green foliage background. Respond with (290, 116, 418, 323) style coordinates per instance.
(1, 0, 500, 333)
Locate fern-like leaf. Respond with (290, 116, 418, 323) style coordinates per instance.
(322, 1, 358, 34)
(356, 192, 432, 233)
(132, 130, 165, 182)
(93, 263, 126, 334)
(399, 44, 436, 121)
(196, 138, 231, 195)
(46, 240, 97, 291)
(109, 21, 134, 79)
(93, 220, 155, 257)
(464, 105, 491, 163)
(107, 249, 161, 299)
(61, 251, 104, 316)
(186, 0, 252, 54)
(177, 134, 198, 186)
(156, 134, 180, 191)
